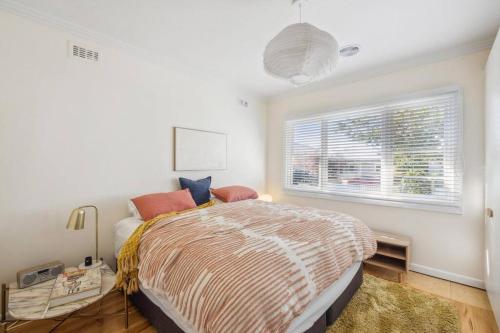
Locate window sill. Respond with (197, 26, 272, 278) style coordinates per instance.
(283, 188, 463, 215)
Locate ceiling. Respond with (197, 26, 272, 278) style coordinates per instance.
(4, 0, 500, 98)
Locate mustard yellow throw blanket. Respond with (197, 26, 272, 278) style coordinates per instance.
(116, 200, 215, 294)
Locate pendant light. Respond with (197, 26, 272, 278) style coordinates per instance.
(263, 0, 339, 86)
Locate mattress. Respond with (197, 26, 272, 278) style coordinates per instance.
(114, 217, 361, 333)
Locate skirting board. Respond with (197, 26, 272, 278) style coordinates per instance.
(410, 263, 484, 289)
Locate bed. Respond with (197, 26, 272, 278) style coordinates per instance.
(114, 200, 376, 333)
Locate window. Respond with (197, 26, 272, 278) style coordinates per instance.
(284, 87, 463, 213)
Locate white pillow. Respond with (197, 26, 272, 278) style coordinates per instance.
(127, 200, 143, 220)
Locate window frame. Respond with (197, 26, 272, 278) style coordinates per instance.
(282, 86, 464, 214)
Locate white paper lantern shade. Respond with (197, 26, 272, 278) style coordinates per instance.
(264, 23, 340, 86)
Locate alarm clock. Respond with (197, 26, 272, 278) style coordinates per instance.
(17, 261, 65, 289)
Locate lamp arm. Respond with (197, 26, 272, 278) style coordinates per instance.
(79, 205, 99, 262)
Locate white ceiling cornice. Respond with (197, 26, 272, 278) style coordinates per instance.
(0, 0, 265, 101)
(269, 37, 494, 102)
(0, 0, 143, 55)
(1, 0, 498, 100)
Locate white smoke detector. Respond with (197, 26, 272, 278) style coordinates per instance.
(339, 44, 361, 57)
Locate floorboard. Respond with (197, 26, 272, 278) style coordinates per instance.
(6, 267, 498, 333)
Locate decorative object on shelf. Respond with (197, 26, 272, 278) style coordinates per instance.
(364, 230, 411, 283)
(263, 0, 339, 86)
(66, 205, 102, 269)
(16, 261, 64, 289)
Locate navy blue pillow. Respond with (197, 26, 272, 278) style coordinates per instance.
(179, 176, 211, 206)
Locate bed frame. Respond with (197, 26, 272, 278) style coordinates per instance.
(129, 264, 363, 333)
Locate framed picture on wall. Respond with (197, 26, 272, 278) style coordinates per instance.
(174, 127, 228, 171)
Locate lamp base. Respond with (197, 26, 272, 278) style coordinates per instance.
(78, 260, 103, 270)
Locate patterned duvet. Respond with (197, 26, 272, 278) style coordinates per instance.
(137, 200, 376, 333)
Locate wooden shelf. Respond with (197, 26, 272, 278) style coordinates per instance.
(364, 230, 411, 283)
(376, 232, 410, 247)
(376, 243, 407, 260)
(365, 255, 406, 273)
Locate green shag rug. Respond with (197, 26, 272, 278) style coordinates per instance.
(328, 274, 460, 333)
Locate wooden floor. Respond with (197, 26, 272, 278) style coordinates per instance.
(6, 266, 499, 333)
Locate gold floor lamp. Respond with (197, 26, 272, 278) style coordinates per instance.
(66, 205, 102, 269)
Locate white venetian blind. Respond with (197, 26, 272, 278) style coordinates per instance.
(284, 88, 463, 212)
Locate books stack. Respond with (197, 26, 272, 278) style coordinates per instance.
(49, 268, 102, 307)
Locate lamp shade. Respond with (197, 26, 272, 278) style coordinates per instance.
(258, 194, 273, 202)
(67, 208, 85, 230)
(264, 23, 339, 86)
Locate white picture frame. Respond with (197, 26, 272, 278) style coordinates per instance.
(174, 127, 228, 171)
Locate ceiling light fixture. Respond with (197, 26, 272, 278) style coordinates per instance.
(263, 0, 339, 86)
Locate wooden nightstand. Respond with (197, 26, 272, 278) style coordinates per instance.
(364, 231, 411, 283)
(1, 264, 129, 333)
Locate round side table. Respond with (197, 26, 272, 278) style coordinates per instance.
(1, 264, 129, 333)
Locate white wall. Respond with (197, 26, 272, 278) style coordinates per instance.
(0, 11, 267, 284)
(268, 51, 488, 286)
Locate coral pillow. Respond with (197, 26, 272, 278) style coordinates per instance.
(210, 186, 258, 203)
(131, 189, 197, 220)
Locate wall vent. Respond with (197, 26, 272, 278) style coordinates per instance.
(68, 41, 100, 62)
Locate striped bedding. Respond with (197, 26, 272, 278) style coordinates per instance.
(137, 199, 377, 333)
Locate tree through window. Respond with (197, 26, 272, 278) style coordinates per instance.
(284, 88, 463, 212)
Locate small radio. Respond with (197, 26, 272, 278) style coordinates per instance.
(17, 261, 65, 289)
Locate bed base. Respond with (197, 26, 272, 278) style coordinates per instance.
(130, 264, 363, 333)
